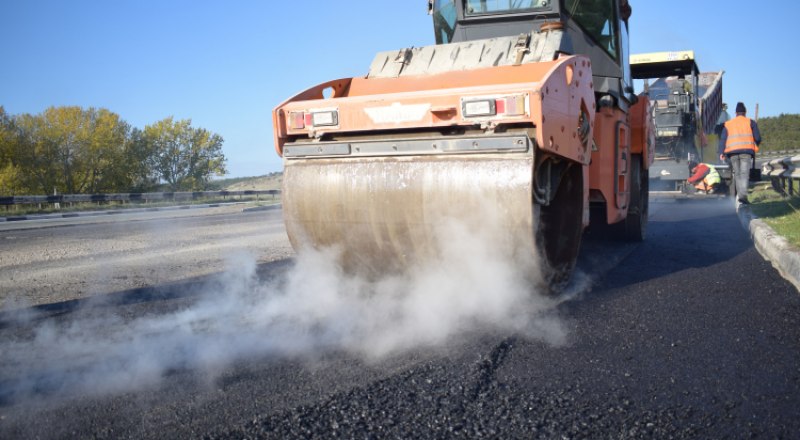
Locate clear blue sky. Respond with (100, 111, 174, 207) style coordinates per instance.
(1, 1, 798, 177)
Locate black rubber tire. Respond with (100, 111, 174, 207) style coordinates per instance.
(537, 164, 584, 290)
(613, 154, 648, 242)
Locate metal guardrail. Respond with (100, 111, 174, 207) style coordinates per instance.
(762, 156, 800, 196)
(0, 190, 280, 207)
(758, 149, 800, 161)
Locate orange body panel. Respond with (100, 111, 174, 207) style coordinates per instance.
(629, 95, 654, 165)
(589, 107, 630, 225)
(273, 56, 596, 167)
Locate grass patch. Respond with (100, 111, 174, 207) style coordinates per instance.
(750, 182, 800, 248)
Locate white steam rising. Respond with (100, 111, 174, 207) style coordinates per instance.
(1, 215, 571, 402)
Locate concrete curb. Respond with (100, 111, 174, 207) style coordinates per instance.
(738, 204, 800, 292)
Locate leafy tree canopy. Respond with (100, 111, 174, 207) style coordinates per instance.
(758, 113, 800, 152)
(0, 106, 228, 195)
(143, 117, 227, 191)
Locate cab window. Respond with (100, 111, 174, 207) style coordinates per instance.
(465, 0, 552, 15)
(563, 0, 618, 60)
(619, 17, 631, 92)
(432, 0, 457, 44)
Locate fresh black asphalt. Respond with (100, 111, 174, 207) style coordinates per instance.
(1, 198, 798, 439)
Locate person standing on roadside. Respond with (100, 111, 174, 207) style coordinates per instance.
(719, 102, 761, 204)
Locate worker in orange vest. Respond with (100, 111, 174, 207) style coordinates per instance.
(718, 102, 761, 204)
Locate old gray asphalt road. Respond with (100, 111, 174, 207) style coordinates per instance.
(1, 198, 799, 439)
(0, 205, 292, 306)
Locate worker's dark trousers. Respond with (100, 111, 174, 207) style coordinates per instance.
(729, 153, 753, 202)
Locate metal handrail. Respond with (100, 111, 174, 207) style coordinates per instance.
(762, 155, 800, 196)
(758, 149, 800, 161)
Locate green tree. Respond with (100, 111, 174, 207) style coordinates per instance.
(14, 111, 61, 194)
(83, 109, 131, 193)
(759, 114, 800, 152)
(143, 117, 227, 191)
(42, 106, 93, 193)
(9, 107, 136, 194)
(0, 106, 10, 163)
(0, 106, 26, 194)
(185, 126, 226, 190)
(1, 107, 228, 195)
(15, 106, 97, 194)
(126, 128, 159, 192)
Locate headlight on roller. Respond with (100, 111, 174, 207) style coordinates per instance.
(462, 99, 496, 117)
(461, 94, 528, 119)
(311, 109, 339, 127)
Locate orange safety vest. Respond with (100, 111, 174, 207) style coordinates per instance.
(724, 116, 758, 154)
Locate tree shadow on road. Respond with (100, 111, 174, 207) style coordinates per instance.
(0, 258, 296, 330)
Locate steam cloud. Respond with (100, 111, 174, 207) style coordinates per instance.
(0, 214, 575, 403)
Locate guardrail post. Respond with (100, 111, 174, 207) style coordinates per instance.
(772, 178, 783, 196)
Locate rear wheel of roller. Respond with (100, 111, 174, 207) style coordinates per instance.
(536, 163, 584, 290)
(612, 154, 648, 242)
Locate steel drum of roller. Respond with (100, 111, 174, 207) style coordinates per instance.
(281, 148, 542, 281)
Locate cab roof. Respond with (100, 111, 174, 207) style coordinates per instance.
(630, 50, 699, 79)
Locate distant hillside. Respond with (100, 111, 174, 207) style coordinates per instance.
(210, 173, 282, 191)
(760, 114, 800, 152)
